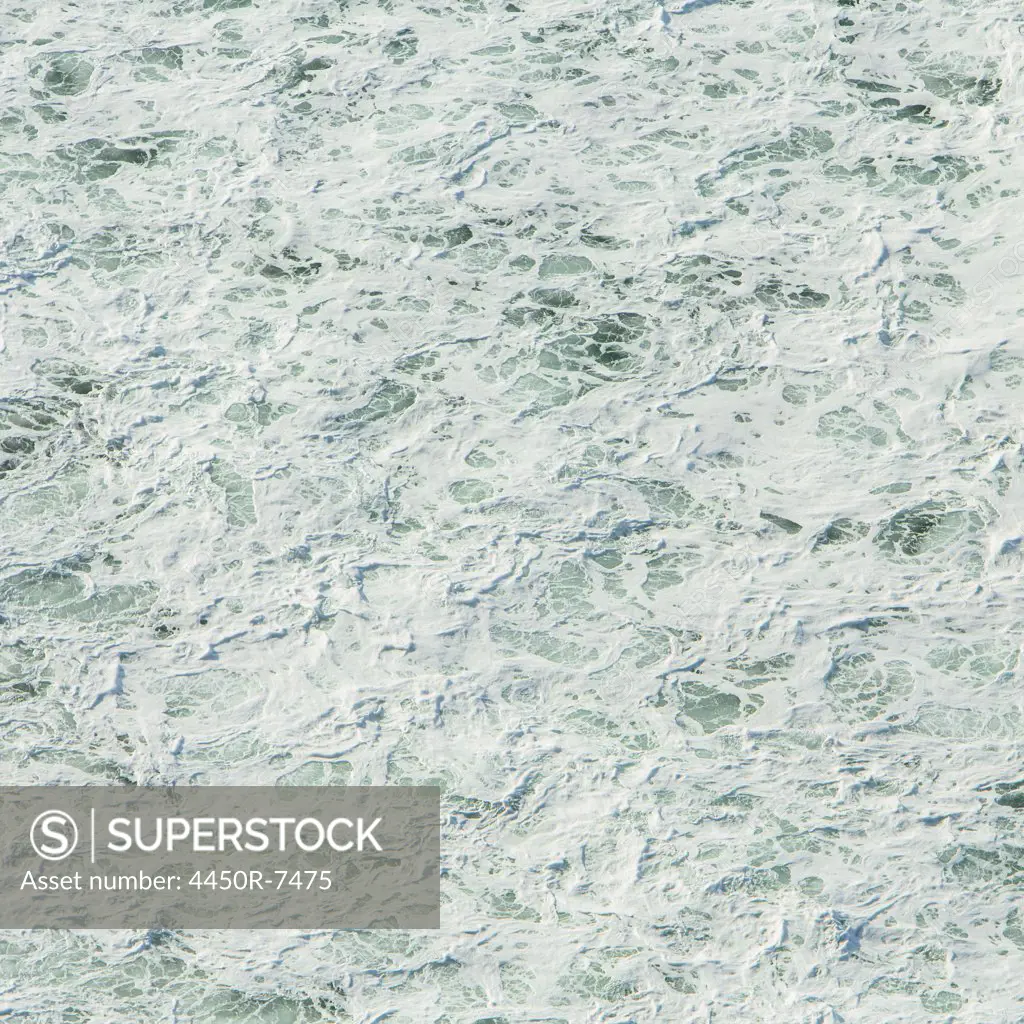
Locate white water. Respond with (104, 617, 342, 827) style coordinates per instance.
(2, 0, 1024, 1019)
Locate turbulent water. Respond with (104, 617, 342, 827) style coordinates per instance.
(1, 0, 1023, 1019)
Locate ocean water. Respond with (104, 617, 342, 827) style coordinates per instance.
(1, 0, 1023, 1019)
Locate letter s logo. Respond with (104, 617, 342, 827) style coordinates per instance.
(30, 810, 79, 861)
